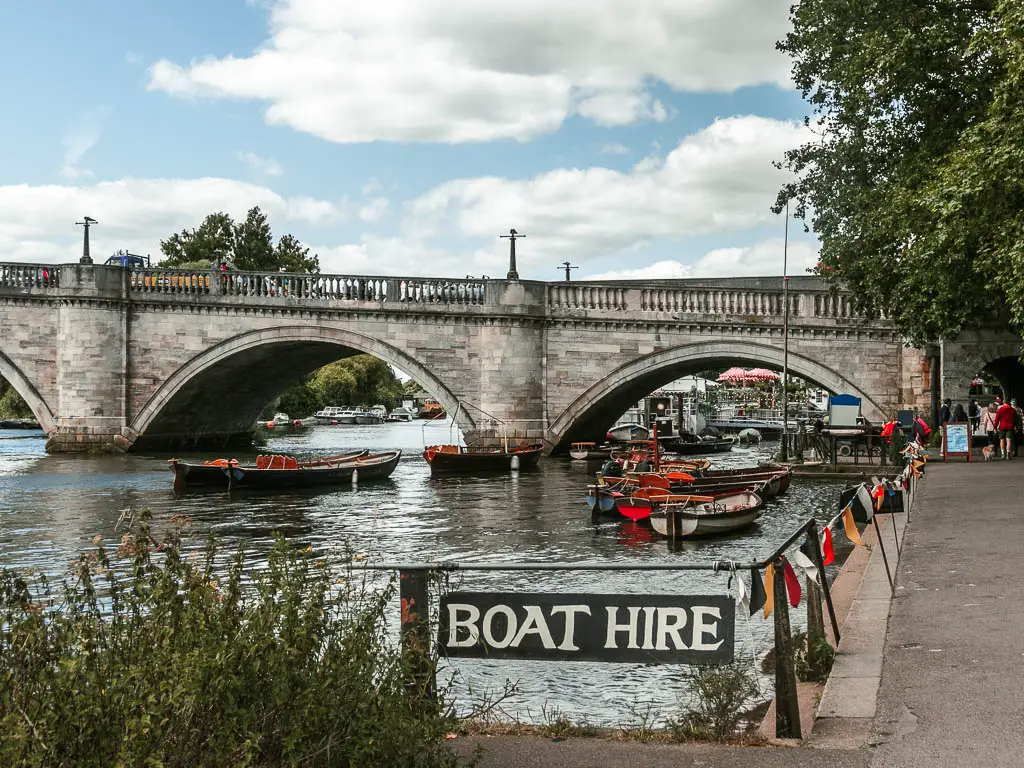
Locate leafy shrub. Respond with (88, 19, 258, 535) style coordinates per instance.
(669, 662, 760, 741)
(0, 515, 462, 767)
(793, 631, 836, 683)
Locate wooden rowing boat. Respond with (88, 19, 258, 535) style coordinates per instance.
(570, 442, 615, 461)
(649, 491, 765, 538)
(423, 442, 544, 475)
(167, 449, 402, 491)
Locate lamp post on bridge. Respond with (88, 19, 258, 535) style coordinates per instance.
(558, 261, 578, 281)
(500, 229, 523, 280)
(76, 216, 97, 265)
(781, 200, 790, 462)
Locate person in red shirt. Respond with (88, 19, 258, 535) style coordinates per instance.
(995, 400, 1017, 459)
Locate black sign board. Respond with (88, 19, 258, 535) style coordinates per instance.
(438, 592, 734, 664)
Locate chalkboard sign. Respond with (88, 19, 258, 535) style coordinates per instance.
(438, 592, 735, 664)
(942, 423, 972, 462)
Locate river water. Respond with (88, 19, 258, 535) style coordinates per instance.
(0, 423, 851, 726)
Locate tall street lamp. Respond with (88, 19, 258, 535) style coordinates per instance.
(76, 216, 97, 264)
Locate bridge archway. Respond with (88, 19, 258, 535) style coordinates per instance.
(548, 340, 885, 450)
(0, 351, 55, 434)
(129, 325, 471, 450)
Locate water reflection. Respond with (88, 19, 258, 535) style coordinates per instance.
(0, 424, 849, 724)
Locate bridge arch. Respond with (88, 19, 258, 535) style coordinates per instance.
(548, 340, 886, 450)
(129, 325, 472, 448)
(0, 351, 55, 434)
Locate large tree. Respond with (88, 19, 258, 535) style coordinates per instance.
(775, 0, 1023, 344)
(159, 207, 320, 274)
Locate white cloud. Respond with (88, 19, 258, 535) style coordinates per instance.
(237, 150, 283, 176)
(358, 197, 389, 223)
(60, 107, 112, 180)
(599, 143, 630, 155)
(147, 0, 793, 143)
(404, 116, 809, 265)
(588, 239, 819, 281)
(1, 115, 811, 280)
(0, 178, 345, 263)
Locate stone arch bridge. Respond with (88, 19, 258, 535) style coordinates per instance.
(0, 263, 1019, 454)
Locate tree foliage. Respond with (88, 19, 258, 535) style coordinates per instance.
(775, 0, 1024, 343)
(273, 355, 407, 417)
(159, 207, 320, 274)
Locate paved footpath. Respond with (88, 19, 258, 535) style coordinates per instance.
(455, 459, 1024, 767)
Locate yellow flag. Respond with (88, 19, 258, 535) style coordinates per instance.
(763, 563, 775, 619)
(843, 506, 867, 549)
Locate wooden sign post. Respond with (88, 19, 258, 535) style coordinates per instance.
(942, 422, 972, 462)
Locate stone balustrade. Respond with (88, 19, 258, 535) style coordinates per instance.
(126, 268, 488, 305)
(546, 281, 866, 320)
(0, 261, 864, 321)
(0, 263, 60, 290)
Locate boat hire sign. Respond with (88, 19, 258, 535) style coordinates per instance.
(438, 592, 735, 664)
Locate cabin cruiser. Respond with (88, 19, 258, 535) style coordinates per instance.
(314, 406, 358, 424)
(388, 406, 417, 422)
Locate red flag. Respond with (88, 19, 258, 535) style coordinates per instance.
(782, 558, 802, 607)
(822, 526, 835, 565)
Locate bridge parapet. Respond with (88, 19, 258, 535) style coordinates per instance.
(0, 263, 60, 291)
(546, 280, 870, 323)
(127, 267, 489, 306)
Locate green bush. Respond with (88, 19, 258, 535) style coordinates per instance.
(669, 662, 760, 741)
(0, 516, 462, 767)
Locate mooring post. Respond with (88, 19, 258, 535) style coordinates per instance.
(807, 522, 841, 645)
(803, 529, 827, 680)
(772, 557, 802, 739)
(399, 568, 435, 699)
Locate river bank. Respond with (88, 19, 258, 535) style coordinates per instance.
(0, 423, 854, 726)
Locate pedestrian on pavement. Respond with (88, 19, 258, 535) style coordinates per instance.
(940, 398, 952, 426)
(1013, 399, 1024, 458)
(982, 402, 999, 448)
(995, 399, 1017, 459)
(952, 404, 968, 423)
(969, 399, 981, 432)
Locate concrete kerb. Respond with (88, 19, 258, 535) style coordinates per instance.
(804, 510, 909, 748)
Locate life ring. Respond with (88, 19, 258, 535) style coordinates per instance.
(837, 444, 852, 457)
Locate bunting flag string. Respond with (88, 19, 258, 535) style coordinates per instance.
(734, 568, 750, 611)
(822, 524, 835, 565)
(762, 563, 775, 619)
(791, 548, 819, 583)
(855, 484, 874, 520)
(872, 483, 886, 511)
(782, 558, 802, 608)
(842, 504, 868, 549)
(748, 566, 766, 617)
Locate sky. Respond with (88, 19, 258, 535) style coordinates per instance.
(0, 0, 821, 281)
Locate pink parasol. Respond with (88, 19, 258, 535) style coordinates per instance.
(746, 368, 780, 381)
(716, 366, 749, 383)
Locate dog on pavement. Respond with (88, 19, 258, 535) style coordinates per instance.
(982, 445, 997, 461)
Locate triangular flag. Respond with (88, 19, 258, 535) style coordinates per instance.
(735, 571, 750, 610)
(822, 525, 835, 565)
(842, 506, 867, 549)
(763, 563, 775, 619)
(873, 484, 885, 511)
(792, 548, 818, 582)
(782, 558, 802, 607)
(748, 567, 766, 616)
(855, 485, 874, 520)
